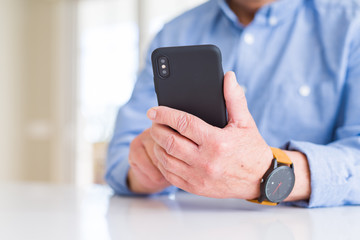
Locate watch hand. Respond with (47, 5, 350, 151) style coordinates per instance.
(272, 182, 282, 196)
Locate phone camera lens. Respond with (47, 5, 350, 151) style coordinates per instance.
(158, 57, 169, 78)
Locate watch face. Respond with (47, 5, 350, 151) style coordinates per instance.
(265, 166, 295, 203)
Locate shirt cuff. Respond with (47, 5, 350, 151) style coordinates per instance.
(283, 140, 353, 208)
(105, 156, 133, 195)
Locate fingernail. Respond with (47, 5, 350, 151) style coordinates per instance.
(147, 108, 156, 120)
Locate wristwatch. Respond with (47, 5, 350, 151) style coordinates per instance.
(248, 147, 295, 206)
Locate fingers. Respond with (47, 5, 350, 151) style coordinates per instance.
(223, 71, 252, 128)
(156, 162, 191, 193)
(154, 144, 192, 181)
(150, 123, 198, 166)
(128, 166, 163, 192)
(129, 136, 167, 186)
(154, 144, 193, 192)
(147, 106, 213, 145)
(142, 131, 160, 166)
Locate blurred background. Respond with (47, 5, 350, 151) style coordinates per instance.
(0, 0, 207, 186)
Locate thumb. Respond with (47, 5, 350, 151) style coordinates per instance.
(223, 71, 252, 128)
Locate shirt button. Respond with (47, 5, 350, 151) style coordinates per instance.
(243, 33, 254, 45)
(299, 85, 311, 97)
(269, 17, 278, 26)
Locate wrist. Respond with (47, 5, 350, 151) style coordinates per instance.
(258, 146, 275, 178)
(255, 146, 274, 196)
(245, 146, 274, 200)
(283, 150, 311, 202)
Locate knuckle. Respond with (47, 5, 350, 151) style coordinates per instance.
(158, 150, 169, 169)
(177, 113, 191, 133)
(213, 141, 228, 156)
(165, 134, 176, 155)
(204, 161, 221, 177)
(161, 156, 168, 169)
(161, 156, 173, 172)
(204, 162, 215, 175)
(129, 160, 138, 170)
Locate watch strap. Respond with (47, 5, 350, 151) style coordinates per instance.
(270, 147, 292, 166)
(247, 199, 278, 206)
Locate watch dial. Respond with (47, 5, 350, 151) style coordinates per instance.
(265, 166, 295, 203)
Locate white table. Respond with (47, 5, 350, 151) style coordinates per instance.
(0, 183, 359, 240)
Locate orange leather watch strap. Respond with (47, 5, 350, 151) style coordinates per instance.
(247, 199, 278, 206)
(270, 147, 292, 165)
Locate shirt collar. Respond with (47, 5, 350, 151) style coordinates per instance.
(216, 0, 304, 28)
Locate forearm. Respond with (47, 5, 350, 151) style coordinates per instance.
(283, 150, 311, 202)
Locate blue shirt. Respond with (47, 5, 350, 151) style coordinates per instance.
(106, 0, 360, 208)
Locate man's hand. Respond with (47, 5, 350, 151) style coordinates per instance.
(127, 129, 171, 194)
(147, 71, 273, 199)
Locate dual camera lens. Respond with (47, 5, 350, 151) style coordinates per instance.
(158, 57, 169, 78)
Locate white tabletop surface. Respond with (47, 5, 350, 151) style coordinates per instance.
(0, 182, 359, 240)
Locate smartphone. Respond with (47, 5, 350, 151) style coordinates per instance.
(151, 45, 227, 128)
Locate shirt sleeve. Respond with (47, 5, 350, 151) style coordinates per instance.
(105, 29, 178, 196)
(285, 18, 360, 208)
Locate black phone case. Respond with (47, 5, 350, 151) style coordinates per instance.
(151, 45, 227, 128)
